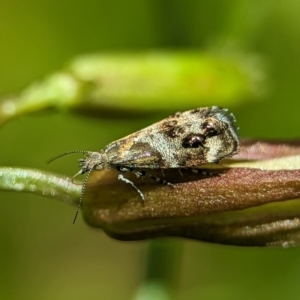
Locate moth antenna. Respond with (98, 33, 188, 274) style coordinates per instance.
(47, 150, 93, 223)
(73, 168, 93, 224)
(47, 151, 90, 164)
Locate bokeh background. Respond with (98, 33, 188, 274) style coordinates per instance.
(1, 1, 300, 299)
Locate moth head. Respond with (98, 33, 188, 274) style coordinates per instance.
(47, 150, 106, 224)
(48, 150, 105, 174)
(78, 151, 106, 174)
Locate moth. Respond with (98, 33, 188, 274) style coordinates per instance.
(50, 106, 239, 222)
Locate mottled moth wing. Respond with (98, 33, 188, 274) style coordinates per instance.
(104, 107, 239, 169)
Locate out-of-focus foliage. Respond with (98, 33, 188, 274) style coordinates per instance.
(0, 51, 263, 125)
(1, 1, 300, 300)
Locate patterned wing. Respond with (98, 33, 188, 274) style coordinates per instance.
(104, 107, 239, 169)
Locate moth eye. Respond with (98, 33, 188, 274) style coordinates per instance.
(182, 134, 205, 148)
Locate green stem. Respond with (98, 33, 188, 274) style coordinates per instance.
(134, 240, 182, 300)
(0, 167, 80, 205)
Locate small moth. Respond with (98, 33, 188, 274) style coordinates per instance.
(50, 106, 239, 223)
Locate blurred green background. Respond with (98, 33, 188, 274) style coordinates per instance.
(1, 1, 300, 299)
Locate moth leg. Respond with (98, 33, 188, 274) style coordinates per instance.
(117, 170, 145, 200)
(132, 169, 175, 188)
(191, 169, 217, 177)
